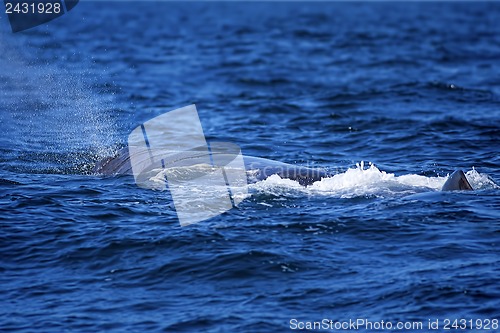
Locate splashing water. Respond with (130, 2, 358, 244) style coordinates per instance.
(465, 167, 500, 190)
(250, 162, 497, 198)
(145, 161, 497, 199)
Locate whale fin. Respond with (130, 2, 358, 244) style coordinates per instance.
(441, 170, 473, 191)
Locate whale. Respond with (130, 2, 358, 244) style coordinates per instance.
(94, 147, 327, 186)
(94, 146, 474, 191)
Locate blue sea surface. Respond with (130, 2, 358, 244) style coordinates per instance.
(0, 2, 499, 332)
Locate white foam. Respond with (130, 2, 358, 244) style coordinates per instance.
(251, 162, 452, 198)
(466, 167, 500, 190)
(147, 161, 497, 198)
(251, 163, 499, 198)
(311, 162, 445, 196)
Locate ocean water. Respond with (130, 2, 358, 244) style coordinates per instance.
(1, 1, 499, 332)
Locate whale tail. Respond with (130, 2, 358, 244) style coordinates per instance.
(441, 170, 473, 191)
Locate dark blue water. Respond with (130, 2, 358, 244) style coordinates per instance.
(1, 2, 499, 332)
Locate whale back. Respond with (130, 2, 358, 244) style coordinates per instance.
(94, 147, 133, 175)
(94, 148, 327, 186)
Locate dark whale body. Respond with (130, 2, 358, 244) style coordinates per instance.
(94, 147, 327, 186)
(441, 170, 473, 191)
(94, 147, 473, 190)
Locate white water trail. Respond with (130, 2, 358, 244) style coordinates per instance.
(250, 162, 497, 198)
